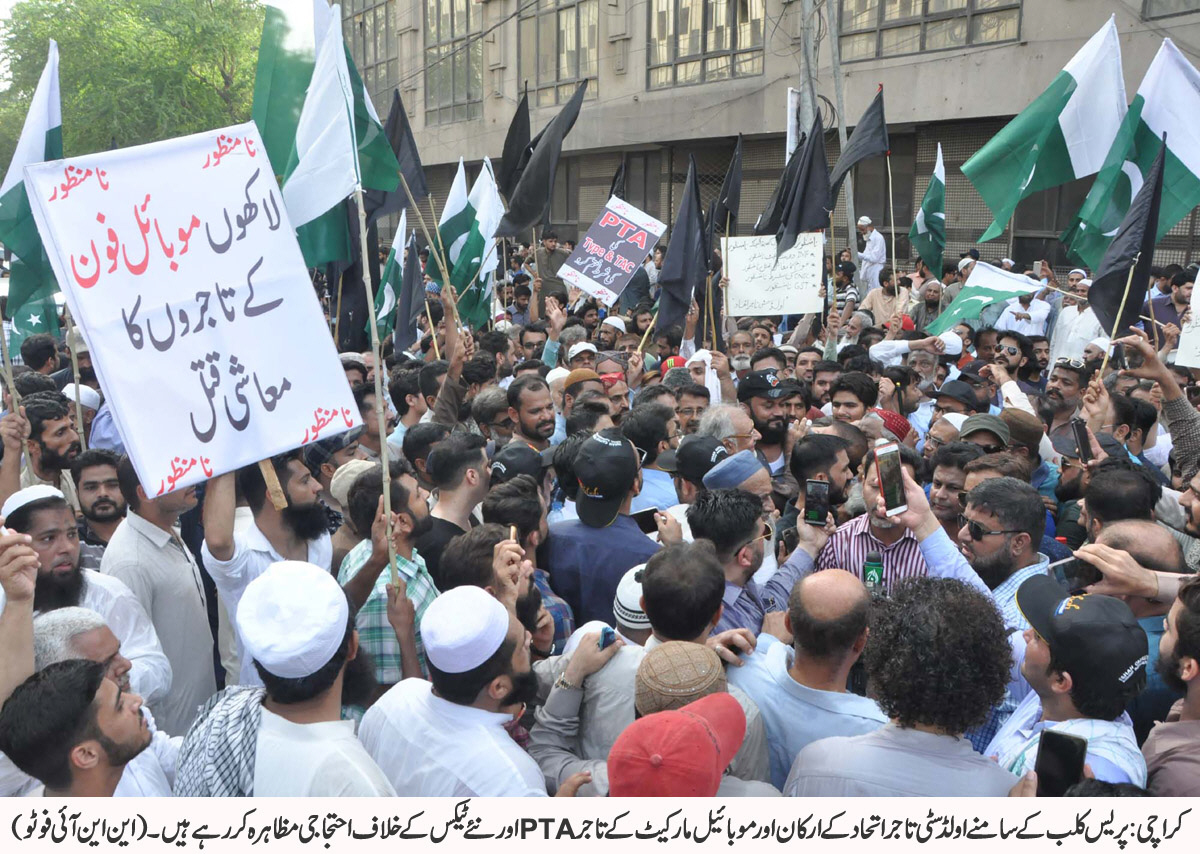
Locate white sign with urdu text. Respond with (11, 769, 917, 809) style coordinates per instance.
(724, 233, 824, 317)
(25, 122, 358, 495)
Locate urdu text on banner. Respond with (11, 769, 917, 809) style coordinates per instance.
(23, 121, 358, 496)
(724, 233, 824, 317)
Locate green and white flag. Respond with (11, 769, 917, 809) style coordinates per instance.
(371, 210, 407, 340)
(962, 16, 1125, 243)
(0, 39, 63, 349)
(925, 262, 1039, 335)
(424, 159, 469, 287)
(453, 159, 505, 331)
(909, 142, 945, 274)
(1061, 39, 1200, 270)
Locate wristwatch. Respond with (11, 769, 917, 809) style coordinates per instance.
(553, 672, 577, 691)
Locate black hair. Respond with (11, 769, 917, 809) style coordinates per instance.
(1064, 779, 1151, 797)
(1083, 461, 1161, 525)
(836, 345, 867, 366)
(24, 393, 72, 443)
(1129, 397, 1158, 444)
(966, 476, 1046, 546)
(788, 576, 869, 660)
(341, 358, 368, 380)
(930, 441, 986, 474)
(19, 333, 58, 372)
(686, 489, 763, 563)
(1108, 394, 1138, 436)
(481, 474, 543, 543)
(424, 433, 487, 490)
(830, 371, 878, 408)
(462, 353, 497, 386)
(974, 325, 999, 346)
(551, 433, 589, 501)
(428, 635, 517, 705)
(0, 659, 106, 790)
(13, 371, 56, 397)
(512, 359, 550, 378)
(813, 360, 842, 377)
(346, 464, 412, 537)
(418, 360, 450, 401)
(388, 368, 422, 417)
(566, 395, 611, 436)
(640, 542, 726, 640)
(520, 322, 548, 348)
(631, 385, 675, 410)
(114, 454, 143, 512)
(620, 402, 674, 467)
(439, 523, 508, 591)
(676, 382, 711, 402)
(507, 374, 549, 410)
(351, 382, 376, 413)
(750, 347, 787, 371)
(514, 284, 532, 299)
(402, 422, 451, 471)
(883, 365, 917, 394)
(238, 450, 304, 514)
(865, 578, 1011, 734)
(789, 434, 850, 484)
(656, 325, 683, 351)
(70, 448, 121, 489)
(964, 451, 1033, 481)
(477, 331, 510, 359)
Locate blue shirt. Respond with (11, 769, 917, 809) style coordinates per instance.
(545, 514, 659, 625)
(1031, 460, 1059, 502)
(88, 401, 126, 455)
(1128, 615, 1182, 745)
(715, 579, 767, 636)
(728, 632, 887, 789)
(533, 569, 576, 656)
(631, 468, 678, 513)
(387, 421, 409, 455)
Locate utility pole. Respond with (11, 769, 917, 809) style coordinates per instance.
(797, 0, 819, 138)
(825, 0, 859, 259)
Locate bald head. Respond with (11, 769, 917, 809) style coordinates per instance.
(787, 569, 870, 660)
(1096, 520, 1186, 575)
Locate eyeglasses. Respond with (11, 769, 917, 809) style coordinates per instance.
(1055, 357, 1086, 370)
(958, 514, 1024, 541)
(677, 407, 705, 417)
(973, 443, 1005, 455)
(489, 418, 513, 431)
(738, 520, 774, 551)
(998, 345, 1020, 357)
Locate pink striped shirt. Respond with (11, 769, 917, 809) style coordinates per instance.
(815, 513, 929, 589)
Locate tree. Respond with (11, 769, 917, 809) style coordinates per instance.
(0, 0, 263, 167)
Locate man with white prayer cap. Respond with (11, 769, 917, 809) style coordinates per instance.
(855, 216, 886, 293)
(62, 383, 101, 439)
(359, 585, 552, 796)
(237, 561, 392, 796)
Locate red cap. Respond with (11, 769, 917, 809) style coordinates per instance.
(874, 407, 913, 442)
(885, 314, 915, 331)
(660, 356, 686, 376)
(606, 693, 745, 797)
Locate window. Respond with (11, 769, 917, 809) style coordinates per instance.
(519, 0, 599, 108)
(853, 134, 916, 260)
(839, 0, 1020, 62)
(546, 158, 581, 239)
(1144, 0, 1200, 18)
(1011, 177, 1092, 269)
(648, 0, 764, 89)
(344, 1, 398, 106)
(424, 0, 483, 125)
(624, 152, 663, 221)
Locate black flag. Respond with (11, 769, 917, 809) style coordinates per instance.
(498, 89, 531, 200)
(776, 113, 831, 258)
(395, 230, 427, 352)
(366, 90, 428, 225)
(656, 156, 707, 335)
(713, 134, 743, 230)
(496, 82, 588, 237)
(609, 160, 627, 201)
(754, 140, 803, 237)
(1089, 135, 1166, 340)
(829, 87, 889, 204)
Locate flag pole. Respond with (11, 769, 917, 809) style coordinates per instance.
(886, 152, 897, 279)
(1098, 254, 1140, 379)
(1147, 287, 1160, 349)
(396, 174, 443, 359)
(64, 313, 87, 451)
(0, 311, 22, 413)
(333, 270, 344, 346)
(354, 186, 399, 588)
(722, 212, 733, 336)
(638, 311, 659, 354)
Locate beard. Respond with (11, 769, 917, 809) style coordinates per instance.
(38, 440, 81, 473)
(753, 415, 787, 446)
(83, 497, 126, 524)
(34, 565, 85, 611)
(281, 502, 331, 541)
(1155, 645, 1188, 694)
(1055, 476, 1084, 504)
(341, 648, 379, 707)
(515, 582, 543, 635)
(97, 728, 150, 769)
(968, 544, 1016, 590)
(458, 399, 474, 422)
(524, 414, 556, 440)
(499, 666, 540, 709)
(730, 355, 752, 372)
(407, 511, 436, 541)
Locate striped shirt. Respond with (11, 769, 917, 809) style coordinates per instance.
(337, 541, 439, 687)
(533, 569, 575, 654)
(835, 283, 859, 313)
(815, 513, 928, 589)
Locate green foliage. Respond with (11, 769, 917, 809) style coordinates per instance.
(0, 0, 263, 165)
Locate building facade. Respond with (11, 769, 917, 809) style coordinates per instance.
(343, 0, 1200, 272)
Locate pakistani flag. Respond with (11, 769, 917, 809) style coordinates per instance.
(0, 40, 62, 350)
(252, 1, 399, 266)
(909, 143, 946, 274)
(371, 210, 407, 340)
(1061, 39, 1200, 269)
(962, 16, 1125, 242)
(925, 262, 1039, 335)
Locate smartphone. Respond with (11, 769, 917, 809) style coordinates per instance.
(1034, 730, 1088, 797)
(1070, 418, 1092, 464)
(804, 480, 831, 526)
(1049, 557, 1102, 595)
(598, 626, 617, 651)
(874, 442, 907, 517)
(630, 507, 661, 535)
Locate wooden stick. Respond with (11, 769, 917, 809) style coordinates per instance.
(257, 460, 288, 511)
(0, 307, 22, 413)
(333, 268, 344, 346)
(638, 311, 658, 353)
(64, 314, 87, 451)
(1098, 257, 1140, 379)
(355, 186, 399, 588)
(395, 173, 452, 302)
(723, 212, 733, 329)
(885, 153, 897, 282)
(1147, 288, 1159, 347)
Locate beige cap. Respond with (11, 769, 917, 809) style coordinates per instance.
(329, 459, 374, 509)
(635, 641, 726, 716)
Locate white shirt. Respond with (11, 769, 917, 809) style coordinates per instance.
(101, 512, 216, 736)
(359, 679, 548, 797)
(1048, 305, 1104, 365)
(253, 708, 395, 796)
(858, 229, 887, 291)
(0, 570, 172, 711)
(996, 297, 1051, 336)
(201, 521, 333, 687)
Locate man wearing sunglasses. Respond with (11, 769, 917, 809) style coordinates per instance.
(1042, 358, 1094, 442)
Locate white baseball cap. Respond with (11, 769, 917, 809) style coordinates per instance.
(568, 342, 598, 361)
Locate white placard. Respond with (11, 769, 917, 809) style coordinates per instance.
(25, 122, 358, 495)
(558, 196, 666, 306)
(1175, 287, 1200, 368)
(724, 233, 824, 317)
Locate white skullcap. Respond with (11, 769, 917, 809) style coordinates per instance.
(2, 485, 65, 521)
(237, 561, 349, 679)
(493, 320, 513, 333)
(1069, 268, 1087, 278)
(614, 564, 650, 629)
(857, 216, 872, 226)
(937, 331, 964, 357)
(1001, 258, 1014, 266)
(957, 257, 975, 272)
(942, 413, 969, 432)
(63, 383, 100, 411)
(329, 459, 374, 509)
(546, 366, 570, 384)
(422, 586, 511, 674)
(568, 342, 598, 361)
(1089, 336, 1112, 353)
(602, 316, 627, 333)
(1078, 278, 1093, 288)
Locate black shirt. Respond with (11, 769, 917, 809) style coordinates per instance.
(414, 517, 469, 588)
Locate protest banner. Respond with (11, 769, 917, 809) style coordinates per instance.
(1176, 288, 1200, 368)
(24, 121, 358, 496)
(558, 196, 665, 306)
(725, 233, 823, 316)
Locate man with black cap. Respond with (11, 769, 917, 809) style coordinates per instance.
(489, 441, 553, 498)
(657, 434, 730, 540)
(739, 369, 800, 512)
(929, 380, 977, 430)
(545, 428, 675, 625)
(986, 575, 1149, 786)
(303, 425, 365, 522)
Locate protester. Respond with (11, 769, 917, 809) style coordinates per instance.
(70, 449, 126, 569)
(413, 433, 488, 585)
